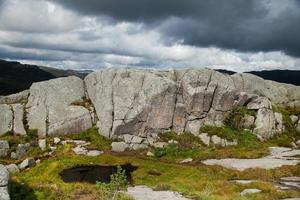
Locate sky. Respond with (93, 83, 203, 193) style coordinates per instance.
(0, 0, 300, 72)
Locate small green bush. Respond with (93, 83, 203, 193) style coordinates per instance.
(96, 166, 129, 200)
(224, 106, 254, 130)
(154, 147, 167, 158)
(200, 125, 237, 141)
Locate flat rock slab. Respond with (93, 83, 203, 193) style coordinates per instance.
(202, 147, 300, 171)
(126, 185, 190, 200)
(202, 158, 299, 171)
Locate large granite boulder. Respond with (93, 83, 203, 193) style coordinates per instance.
(11, 104, 26, 135)
(84, 68, 300, 139)
(0, 105, 13, 135)
(0, 164, 9, 200)
(26, 76, 92, 137)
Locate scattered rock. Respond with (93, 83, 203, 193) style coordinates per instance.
(5, 164, 19, 174)
(290, 115, 299, 124)
(0, 186, 10, 200)
(153, 142, 167, 148)
(126, 185, 190, 200)
(86, 150, 103, 157)
(111, 142, 128, 152)
(53, 137, 61, 145)
(130, 143, 148, 150)
(0, 165, 9, 187)
(240, 188, 261, 195)
(234, 180, 256, 185)
(296, 140, 300, 148)
(50, 146, 57, 151)
(198, 133, 210, 146)
(180, 158, 193, 164)
(72, 146, 88, 155)
(38, 139, 46, 151)
(18, 158, 36, 170)
(146, 151, 154, 157)
(0, 140, 9, 158)
(211, 135, 222, 146)
(168, 140, 178, 144)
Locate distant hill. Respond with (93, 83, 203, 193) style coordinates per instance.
(216, 69, 300, 86)
(0, 59, 91, 95)
(247, 70, 300, 86)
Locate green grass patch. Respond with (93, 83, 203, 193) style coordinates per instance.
(60, 127, 112, 150)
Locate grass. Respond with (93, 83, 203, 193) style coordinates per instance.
(10, 144, 300, 200)
(57, 127, 112, 150)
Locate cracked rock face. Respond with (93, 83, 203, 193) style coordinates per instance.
(85, 68, 300, 138)
(26, 76, 92, 137)
(0, 105, 13, 135)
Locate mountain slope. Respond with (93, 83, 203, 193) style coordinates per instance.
(0, 59, 91, 95)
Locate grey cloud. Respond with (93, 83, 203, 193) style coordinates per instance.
(52, 0, 300, 57)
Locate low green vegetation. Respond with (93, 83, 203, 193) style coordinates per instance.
(10, 146, 300, 200)
(59, 127, 112, 150)
(224, 106, 256, 130)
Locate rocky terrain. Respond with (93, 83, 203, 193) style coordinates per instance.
(1, 68, 300, 200)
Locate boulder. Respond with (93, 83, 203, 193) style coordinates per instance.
(290, 115, 299, 124)
(111, 142, 128, 152)
(0, 165, 9, 186)
(211, 135, 222, 146)
(18, 158, 36, 170)
(0, 141, 9, 158)
(247, 97, 272, 110)
(11, 104, 27, 135)
(38, 139, 46, 151)
(240, 189, 261, 196)
(0, 104, 13, 136)
(26, 76, 92, 137)
(72, 146, 88, 155)
(0, 90, 29, 104)
(0, 186, 10, 200)
(5, 164, 19, 174)
(198, 133, 210, 146)
(274, 112, 284, 133)
(131, 136, 144, 144)
(243, 115, 255, 129)
(254, 108, 276, 139)
(53, 137, 61, 145)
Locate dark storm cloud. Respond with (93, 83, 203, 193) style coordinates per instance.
(53, 0, 300, 57)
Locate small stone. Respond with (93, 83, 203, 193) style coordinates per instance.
(53, 137, 61, 145)
(10, 152, 17, 160)
(86, 150, 103, 156)
(131, 136, 144, 144)
(240, 189, 261, 196)
(0, 165, 9, 186)
(50, 146, 57, 151)
(198, 133, 210, 146)
(131, 143, 148, 150)
(234, 180, 255, 184)
(15, 144, 29, 159)
(38, 139, 46, 151)
(180, 158, 193, 163)
(153, 142, 167, 148)
(146, 151, 154, 157)
(296, 140, 300, 148)
(111, 142, 128, 152)
(291, 142, 297, 148)
(290, 115, 299, 124)
(18, 158, 36, 170)
(0, 140, 9, 158)
(168, 140, 178, 144)
(211, 135, 222, 146)
(72, 146, 88, 155)
(123, 134, 134, 144)
(5, 164, 19, 174)
(36, 159, 41, 164)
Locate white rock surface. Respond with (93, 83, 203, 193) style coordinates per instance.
(26, 76, 92, 137)
(86, 150, 103, 156)
(0, 104, 13, 135)
(198, 133, 210, 146)
(38, 139, 46, 151)
(5, 164, 19, 174)
(126, 185, 190, 200)
(203, 147, 300, 171)
(240, 188, 261, 195)
(111, 142, 128, 152)
(0, 141, 9, 158)
(18, 158, 36, 170)
(11, 104, 26, 135)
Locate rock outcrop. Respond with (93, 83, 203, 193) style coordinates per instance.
(26, 76, 92, 137)
(1, 68, 300, 140)
(0, 164, 9, 200)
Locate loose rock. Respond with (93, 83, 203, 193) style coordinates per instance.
(240, 189, 261, 195)
(111, 142, 128, 152)
(18, 158, 36, 170)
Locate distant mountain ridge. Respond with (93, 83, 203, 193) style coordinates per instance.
(0, 59, 91, 95)
(216, 69, 300, 86)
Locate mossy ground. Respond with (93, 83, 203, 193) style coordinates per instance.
(2, 106, 300, 200)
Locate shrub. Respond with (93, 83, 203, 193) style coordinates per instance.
(200, 125, 237, 141)
(224, 106, 253, 130)
(96, 166, 129, 200)
(154, 147, 167, 158)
